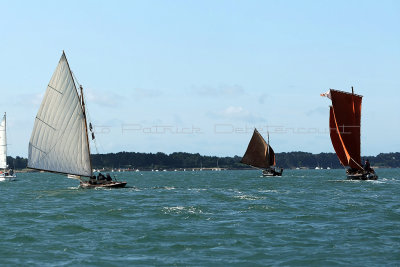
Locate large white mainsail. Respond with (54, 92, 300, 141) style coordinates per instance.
(28, 52, 92, 177)
(0, 113, 7, 169)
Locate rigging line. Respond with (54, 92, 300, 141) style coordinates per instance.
(72, 71, 97, 154)
(244, 163, 263, 170)
(72, 72, 91, 125)
(86, 114, 99, 155)
(90, 135, 100, 154)
(71, 71, 80, 90)
(81, 90, 100, 154)
(73, 73, 94, 129)
(350, 157, 365, 171)
(71, 71, 100, 155)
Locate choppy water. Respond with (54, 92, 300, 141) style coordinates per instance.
(1, 169, 399, 266)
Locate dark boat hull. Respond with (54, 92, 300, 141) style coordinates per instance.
(347, 172, 378, 180)
(80, 181, 127, 189)
(262, 168, 283, 177)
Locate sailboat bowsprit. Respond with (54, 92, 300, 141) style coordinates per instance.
(322, 87, 377, 180)
(28, 52, 127, 188)
(241, 129, 283, 176)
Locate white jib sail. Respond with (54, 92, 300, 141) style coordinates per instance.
(0, 114, 7, 169)
(28, 52, 92, 177)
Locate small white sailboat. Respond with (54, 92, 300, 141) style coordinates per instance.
(28, 52, 127, 188)
(0, 113, 16, 181)
(213, 159, 221, 171)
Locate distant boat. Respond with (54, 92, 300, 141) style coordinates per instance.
(241, 129, 283, 176)
(321, 87, 377, 180)
(213, 159, 221, 171)
(0, 113, 16, 181)
(28, 52, 127, 188)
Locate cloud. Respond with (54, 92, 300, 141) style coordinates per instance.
(132, 87, 163, 98)
(222, 106, 246, 116)
(192, 84, 245, 97)
(85, 88, 124, 107)
(306, 106, 327, 116)
(258, 93, 269, 104)
(16, 92, 44, 106)
(209, 106, 266, 123)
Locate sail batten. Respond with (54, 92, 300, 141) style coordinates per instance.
(28, 53, 92, 177)
(241, 129, 276, 169)
(48, 84, 63, 94)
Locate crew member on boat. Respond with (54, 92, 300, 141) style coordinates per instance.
(89, 175, 97, 185)
(364, 159, 374, 172)
(98, 173, 106, 180)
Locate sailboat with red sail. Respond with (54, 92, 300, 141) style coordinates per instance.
(241, 129, 283, 176)
(321, 87, 377, 180)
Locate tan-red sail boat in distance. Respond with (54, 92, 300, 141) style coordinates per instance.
(241, 128, 283, 176)
(321, 87, 377, 180)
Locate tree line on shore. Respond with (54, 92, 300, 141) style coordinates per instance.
(7, 152, 400, 170)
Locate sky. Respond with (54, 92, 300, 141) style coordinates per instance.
(0, 0, 399, 158)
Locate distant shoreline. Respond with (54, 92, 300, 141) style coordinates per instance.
(8, 151, 400, 170)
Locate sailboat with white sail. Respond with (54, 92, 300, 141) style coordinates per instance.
(241, 129, 283, 176)
(0, 113, 16, 181)
(28, 52, 127, 188)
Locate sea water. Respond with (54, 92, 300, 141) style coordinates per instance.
(1, 169, 399, 266)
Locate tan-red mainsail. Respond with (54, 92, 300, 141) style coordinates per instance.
(327, 89, 363, 169)
(241, 129, 276, 168)
(329, 107, 347, 166)
(268, 146, 276, 167)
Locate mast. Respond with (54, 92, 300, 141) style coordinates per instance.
(80, 85, 93, 177)
(266, 131, 270, 168)
(352, 86, 362, 168)
(350, 86, 364, 170)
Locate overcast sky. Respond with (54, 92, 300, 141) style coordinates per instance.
(1, 0, 399, 157)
